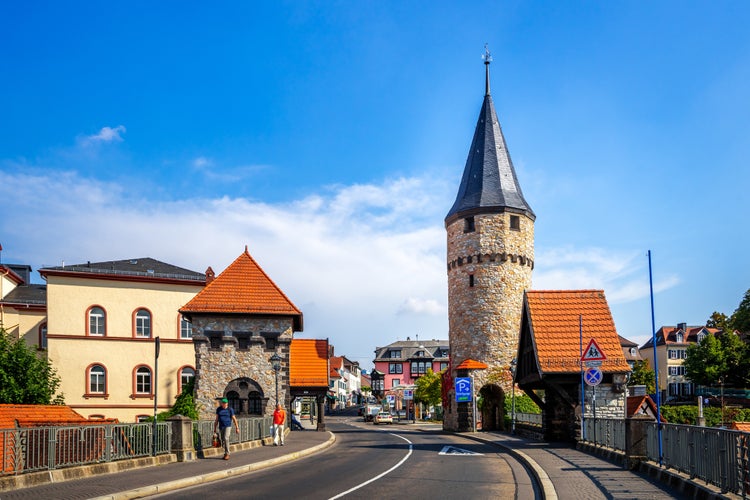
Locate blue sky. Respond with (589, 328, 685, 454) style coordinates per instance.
(2, 2, 749, 370)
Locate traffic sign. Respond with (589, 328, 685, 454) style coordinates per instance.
(455, 377, 472, 402)
(581, 338, 607, 362)
(584, 367, 603, 386)
(403, 389, 413, 400)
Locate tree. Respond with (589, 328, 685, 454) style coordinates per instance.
(718, 332, 750, 387)
(628, 359, 656, 394)
(0, 328, 64, 404)
(707, 311, 731, 331)
(730, 288, 750, 334)
(414, 369, 442, 408)
(684, 334, 725, 387)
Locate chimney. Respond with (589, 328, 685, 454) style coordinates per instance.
(677, 322, 687, 332)
(205, 266, 215, 285)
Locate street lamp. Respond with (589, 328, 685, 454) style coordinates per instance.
(270, 353, 281, 406)
(510, 358, 517, 435)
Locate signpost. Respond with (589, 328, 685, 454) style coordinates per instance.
(581, 339, 605, 444)
(455, 377, 472, 403)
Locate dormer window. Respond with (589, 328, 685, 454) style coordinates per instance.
(390, 350, 401, 359)
(697, 332, 706, 343)
(676, 333, 683, 343)
(630, 347, 637, 356)
(464, 216, 475, 233)
(415, 351, 424, 357)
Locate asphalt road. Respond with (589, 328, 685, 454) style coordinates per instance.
(152, 414, 539, 499)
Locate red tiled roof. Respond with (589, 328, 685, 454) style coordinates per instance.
(180, 247, 302, 331)
(731, 421, 750, 432)
(290, 339, 329, 388)
(455, 359, 488, 370)
(0, 404, 116, 429)
(626, 395, 666, 422)
(526, 290, 631, 374)
(330, 356, 343, 370)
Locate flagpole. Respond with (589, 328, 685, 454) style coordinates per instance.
(648, 250, 663, 465)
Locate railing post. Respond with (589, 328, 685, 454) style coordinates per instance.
(167, 415, 195, 462)
(625, 415, 652, 470)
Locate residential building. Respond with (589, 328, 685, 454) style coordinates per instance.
(373, 338, 449, 390)
(444, 48, 535, 432)
(639, 323, 721, 402)
(0, 264, 47, 349)
(619, 335, 643, 369)
(329, 356, 349, 409)
(39, 258, 205, 422)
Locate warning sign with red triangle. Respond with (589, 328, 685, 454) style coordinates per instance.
(581, 338, 607, 362)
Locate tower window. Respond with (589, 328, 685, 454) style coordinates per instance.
(469, 274, 475, 287)
(464, 216, 475, 233)
(510, 215, 520, 231)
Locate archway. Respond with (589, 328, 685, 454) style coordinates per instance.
(222, 377, 267, 416)
(479, 384, 505, 431)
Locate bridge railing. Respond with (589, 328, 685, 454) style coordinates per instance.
(580, 418, 750, 495)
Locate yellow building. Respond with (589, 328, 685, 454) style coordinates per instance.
(39, 258, 205, 422)
(0, 264, 47, 349)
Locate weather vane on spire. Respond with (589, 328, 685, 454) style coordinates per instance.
(482, 44, 492, 95)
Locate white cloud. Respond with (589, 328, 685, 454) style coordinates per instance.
(0, 168, 680, 369)
(80, 125, 127, 146)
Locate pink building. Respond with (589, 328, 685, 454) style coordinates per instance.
(373, 338, 449, 390)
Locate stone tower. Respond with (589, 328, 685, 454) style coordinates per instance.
(443, 49, 535, 432)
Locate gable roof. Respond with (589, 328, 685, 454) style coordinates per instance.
(519, 290, 631, 377)
(626, 395, 666, 422)
(180, 247, 302, 331)
(640, 325, 721, 349)
(290, 339, 329, 388)
(373, 339, 449, 361)
(445, 55, 534, 225)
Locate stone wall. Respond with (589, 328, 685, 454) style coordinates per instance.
(444, 211, 534, 431)
(191, 314, 293, 420)
(583, 384, 626, 420)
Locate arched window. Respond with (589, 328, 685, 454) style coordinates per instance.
(134, 309, 151, 338)
(179, 366, 195, 393)
(248, 391, 263, 415)
(135, 366, 152, 395)
(87, 364, 107, 395)
(88, 306, 106, 336)
(179, 315, 192, 339)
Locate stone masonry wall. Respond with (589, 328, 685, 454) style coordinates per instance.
(444, 212, 534, 431)
(191, 314, 293, 420)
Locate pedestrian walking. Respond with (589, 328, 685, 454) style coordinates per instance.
(273, 403, 286, 445)
(214, 397, 239, 460)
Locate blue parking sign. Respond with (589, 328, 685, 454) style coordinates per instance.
(455, 377, 472, 402)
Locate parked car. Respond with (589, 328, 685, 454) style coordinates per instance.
(373, 411, 393, 425)
(363, 404, 382, 422)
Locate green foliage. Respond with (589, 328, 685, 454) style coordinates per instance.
(661, 404, 750, 427)
(148, 379, 199, 421)
(414, 369, 442, 407)
(0, 328, 64, 404)
(707, 312, 731, 330)
(730, 288, 750, 334)
(628, 360, 655, 394)
(503, 392, 540, 415)
(684, 335, 725, 386)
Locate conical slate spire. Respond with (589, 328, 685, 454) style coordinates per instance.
(445, 51, 535, 225)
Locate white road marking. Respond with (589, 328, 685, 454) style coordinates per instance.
(328, 432, 413, 499)
(439, 445, 484, 456)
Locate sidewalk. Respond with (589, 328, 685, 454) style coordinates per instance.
(0, 428, 334, 500)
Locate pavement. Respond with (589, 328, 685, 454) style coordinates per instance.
(0, 415, 739, 500)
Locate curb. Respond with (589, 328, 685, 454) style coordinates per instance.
(89, 432, 337, 500)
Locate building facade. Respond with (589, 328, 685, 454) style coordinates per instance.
(0, 264, 47, 349)
(39, 258, 205, 422)
(373, 338, 449, 390)
(443, 50, 535, 432)
(639, 323, 720, 402)
(180, 247, 303, 420)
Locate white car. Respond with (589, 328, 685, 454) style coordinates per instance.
(373, 411, 393, 425)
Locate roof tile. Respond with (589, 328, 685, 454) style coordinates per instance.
(290, 339, 329, 387)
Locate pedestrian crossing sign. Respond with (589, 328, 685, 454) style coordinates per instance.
(581, 338, 606, 362)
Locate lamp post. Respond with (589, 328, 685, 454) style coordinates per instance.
(510, 358, 517, 435)
(270, 353, 281, 406)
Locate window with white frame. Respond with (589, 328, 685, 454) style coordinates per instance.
(667, 349, 687, 359)
(389, 363, 402, 374)
(411, 361, 430, 375)
(180, 316, 192, 339)
(135, 309, 151, 338)
(135, 366, 152, 394)
(89, 307, 106, 336)
(389, 350, 401, 359)
(89, 365, 106, 394)
(179, 367, 195, 391)
(391, 378, 401, 388)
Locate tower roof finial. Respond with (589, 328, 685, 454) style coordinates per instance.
(482, 43, 493, 96)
